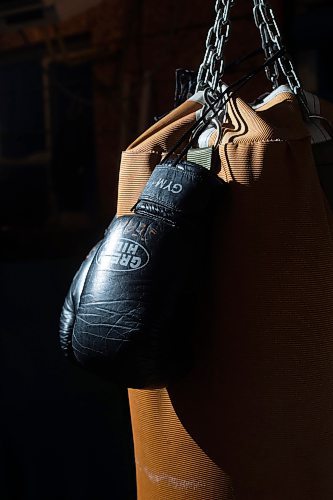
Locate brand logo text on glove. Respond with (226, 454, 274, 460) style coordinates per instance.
(97, 238, 150, 272)
(154, 178, 183, 194)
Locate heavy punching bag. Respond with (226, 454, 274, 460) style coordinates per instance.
(117, 4, 333, 500)
(120, 93, 333, 500)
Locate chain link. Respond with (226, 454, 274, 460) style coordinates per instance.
(196, 0, 309, 117)
(254, 4, 280, 88)
(196, 0, 235, 92)
(253, 0, 302, 94)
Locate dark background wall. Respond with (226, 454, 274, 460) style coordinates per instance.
(0, 1, 332, 499)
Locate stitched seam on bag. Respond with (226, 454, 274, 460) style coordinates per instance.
(122, 150, 162, 155)
(223, 138, 308, 145)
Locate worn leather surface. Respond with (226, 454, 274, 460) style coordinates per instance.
(59, 243, 101, 360)
(61, 160, 224, 388)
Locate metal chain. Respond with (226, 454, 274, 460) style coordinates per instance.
(253, 0, 280, 88)
(253, 0, 302, 94)
(196, 0, 235, 93)
(196, 0, 309, 119)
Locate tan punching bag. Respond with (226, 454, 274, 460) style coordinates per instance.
(117, 87, 333, 499)
(116, 2, 333, 498)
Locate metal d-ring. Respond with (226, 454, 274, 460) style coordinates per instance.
(212, 116, 223, 149)
(202, 86, 226, 149)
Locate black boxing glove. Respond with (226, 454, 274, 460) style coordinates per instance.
(62, 159, 224, 388)
(59, 242, 102, 360)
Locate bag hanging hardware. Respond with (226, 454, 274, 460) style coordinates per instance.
(196, 0, 235, 94)
(200, 86, 227, 149)
(162, 48, 285, 168)
(253, 0, 281, 90)
(252, 0, 310, 117)
(195, 0, 311, 144)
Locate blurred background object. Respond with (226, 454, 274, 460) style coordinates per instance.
(0, 1, 104, 31)
(0, 1, 332, 498)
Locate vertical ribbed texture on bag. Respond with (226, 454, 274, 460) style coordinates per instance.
(117, 90, 333, 499)
(117, 151, 161, 215)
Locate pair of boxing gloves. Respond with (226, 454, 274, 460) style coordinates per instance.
(59, 159, 224, 388)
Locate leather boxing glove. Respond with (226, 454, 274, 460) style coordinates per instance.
(59, 242, 102, 361)
(62, 159, 224, 388)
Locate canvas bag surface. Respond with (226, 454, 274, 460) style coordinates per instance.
(116, 86, 333, 500)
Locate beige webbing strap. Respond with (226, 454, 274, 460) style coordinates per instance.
(187, 147, 214, 170)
